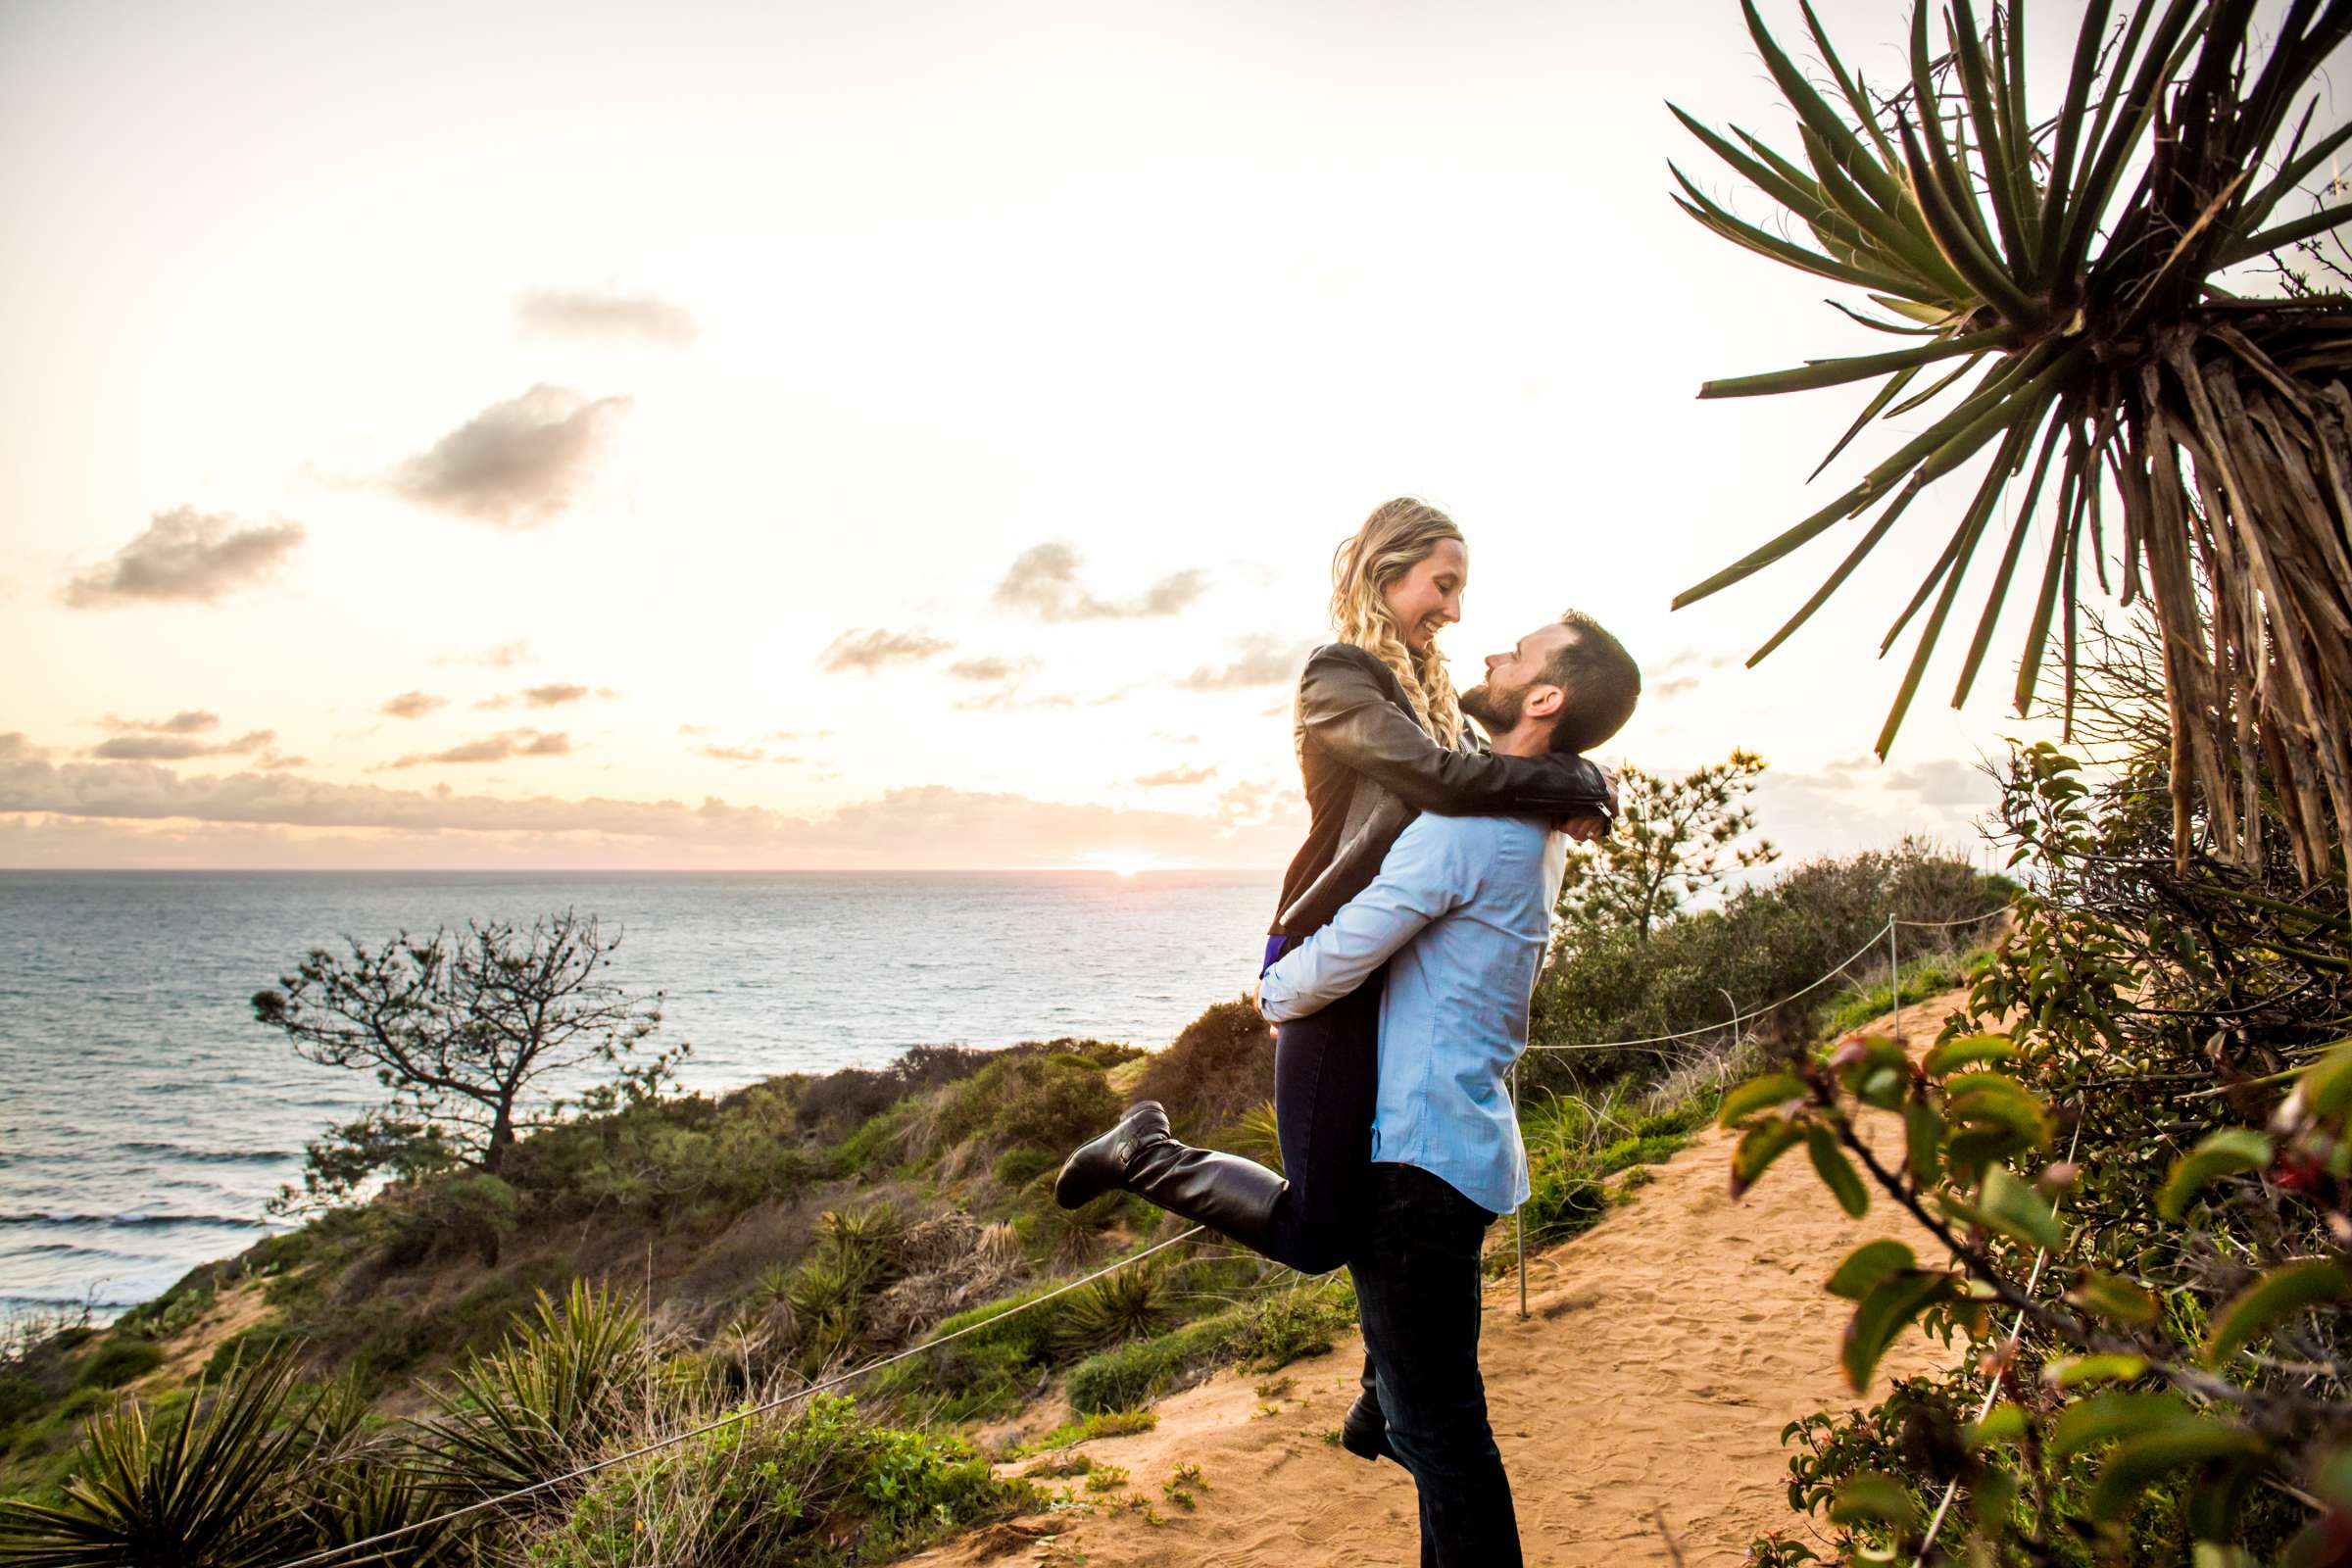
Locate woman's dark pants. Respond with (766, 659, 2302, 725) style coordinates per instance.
(1349, 1161, 1523, 1568)
(1256, 932, 1382, 1275)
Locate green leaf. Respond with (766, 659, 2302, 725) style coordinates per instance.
(2301, 1038, 2352, 1118)
(1807, 1126, 1870, 1217)
(1923, 1034, 2020, 1076)
(1827, 1239, 1916, 1300)
(1903, 1100, 1943, 1187)
(1699, 331, 2011, 400)
(2046, 1352, 2147, 1389)
(2157, 1129, 2274, 1221)
(2216, 197, 2352, 268)
(1829, 1471, 1917, 1529)
(1979, 1163, 2066, 1253)
(2048, 1391, 2196, 1459)
(1942, 1075, 2053, 1149)
(1732, 1119, 1806, 1200)
(1842, 1269, 1952, 1393)
(1965, 1401, 2027, 1448)
(2067, 1270, 2160, 1329)
(2205, 1260, 2352, 1367)
(2089, 1426, 2266, 1523)
(1717, 1072, 1808, 1128)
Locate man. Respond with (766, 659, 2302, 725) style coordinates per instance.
(1253, 609, 1642, 1568)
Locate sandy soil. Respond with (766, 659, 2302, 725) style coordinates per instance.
(910, 990, 1977, 1568)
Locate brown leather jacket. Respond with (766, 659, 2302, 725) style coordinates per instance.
(1270, 643, 1614, 938)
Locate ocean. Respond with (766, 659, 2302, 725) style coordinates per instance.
(0, 869, 1279, 1323)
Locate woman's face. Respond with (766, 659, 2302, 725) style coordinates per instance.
(1384, 537, 1466, 654)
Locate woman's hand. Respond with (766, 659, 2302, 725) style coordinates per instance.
(1557, 764, 1619, 842)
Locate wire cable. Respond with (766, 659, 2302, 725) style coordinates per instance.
(1523, 918, 1900, 1054)
(270, 1224, 1208, 1568)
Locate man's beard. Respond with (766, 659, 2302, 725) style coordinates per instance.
(1459, 680, 1525, 735)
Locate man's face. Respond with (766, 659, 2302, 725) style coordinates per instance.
(1460, 621, 1576, 735)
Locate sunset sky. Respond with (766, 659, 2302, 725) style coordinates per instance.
(3, 1, 2322, 872)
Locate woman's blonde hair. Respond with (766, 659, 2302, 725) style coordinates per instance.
(1330, 497, 1464, 747)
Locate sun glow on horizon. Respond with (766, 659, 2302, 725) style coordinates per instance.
(1080, 850, 1186, 878)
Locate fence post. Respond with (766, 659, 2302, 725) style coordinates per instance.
(1888, 916, 1902, 1049)
(1512, 1060, 1527, 1320)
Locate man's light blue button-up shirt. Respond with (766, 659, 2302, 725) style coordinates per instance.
(1255, 811, 1568, 1216)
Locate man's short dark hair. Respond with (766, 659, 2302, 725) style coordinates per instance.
(1539, 611, 1640, 754)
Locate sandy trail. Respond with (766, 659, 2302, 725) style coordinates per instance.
(912, 990, 1976, 1568)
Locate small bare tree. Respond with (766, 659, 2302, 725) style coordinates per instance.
(253, 909, 683, 1210)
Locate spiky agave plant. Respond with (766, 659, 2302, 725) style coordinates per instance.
(0, 1349, 318, 1568)
(1672, 0, 2352, 903)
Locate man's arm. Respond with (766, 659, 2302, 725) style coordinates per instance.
(1256, 815, 1473, 1022)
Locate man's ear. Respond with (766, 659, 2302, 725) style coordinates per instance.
(1525, 684, 1566, 721)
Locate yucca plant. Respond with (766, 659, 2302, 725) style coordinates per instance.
(1674, 0, 2352, 905)
(1051, 1266, 1173, 1356)
(0, 1349, 318, 1568)
(414, 1279, 650, 1507)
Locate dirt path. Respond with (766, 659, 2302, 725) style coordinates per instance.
(912, 991, 1976, 1568)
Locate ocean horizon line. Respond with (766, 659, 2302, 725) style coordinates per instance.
(0, 864, 1280, 877)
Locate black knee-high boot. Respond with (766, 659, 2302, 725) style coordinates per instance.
(1054, 1102, 1287, 1250)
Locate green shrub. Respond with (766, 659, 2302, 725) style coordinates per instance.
(1528, 840, 2008, 1098)
(1018, 1408, 1159, 1454)
(993, 1148, 1055, 1190)
(73, 1340, 165, 1391)
(1064, 1276, 1356, 1414)
(523, 1393, 1022, 1566)
(935, 1054, 1118, 1158)
(0, 1375, 44, 1428)
(1065, 1311, 1243, 1414)
(1132, 1002, 1276, 1139)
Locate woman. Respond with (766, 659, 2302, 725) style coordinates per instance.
(1054, 497, 1613, 1458)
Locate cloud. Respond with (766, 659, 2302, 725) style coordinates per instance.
(393, 384, 630, 527)
(993, 542, 1205, 622)
(100, 710, 219, 734)
(0, 734, 51, 762)
(60, 508, 305, 608)
(1135, 764, 1216, 787)
(0, 756, 1300, 869)
(515, 288, 698, 345)
(521, 683, 591, 708)
(947, 656, 1039, 683)
(384, 729, 575, 768)
(380, 691, 447, 719)
(89, 729, 274, 762)
(699, 744, 798, 764)
(1887, 759, 1998, 808)
(1178, 636, 1313, 692)
(1645, 649, 1737, 702)
(441, 640, 532, 668)
(954, 687, 1080, 711)
(816, 627, 953, 674)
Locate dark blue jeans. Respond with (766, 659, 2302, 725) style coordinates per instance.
(1256, 933, 1383, 1275)
(1349, 1161, 1522, 1568)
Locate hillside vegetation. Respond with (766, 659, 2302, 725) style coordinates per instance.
(0, 814, 2010, 1565)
